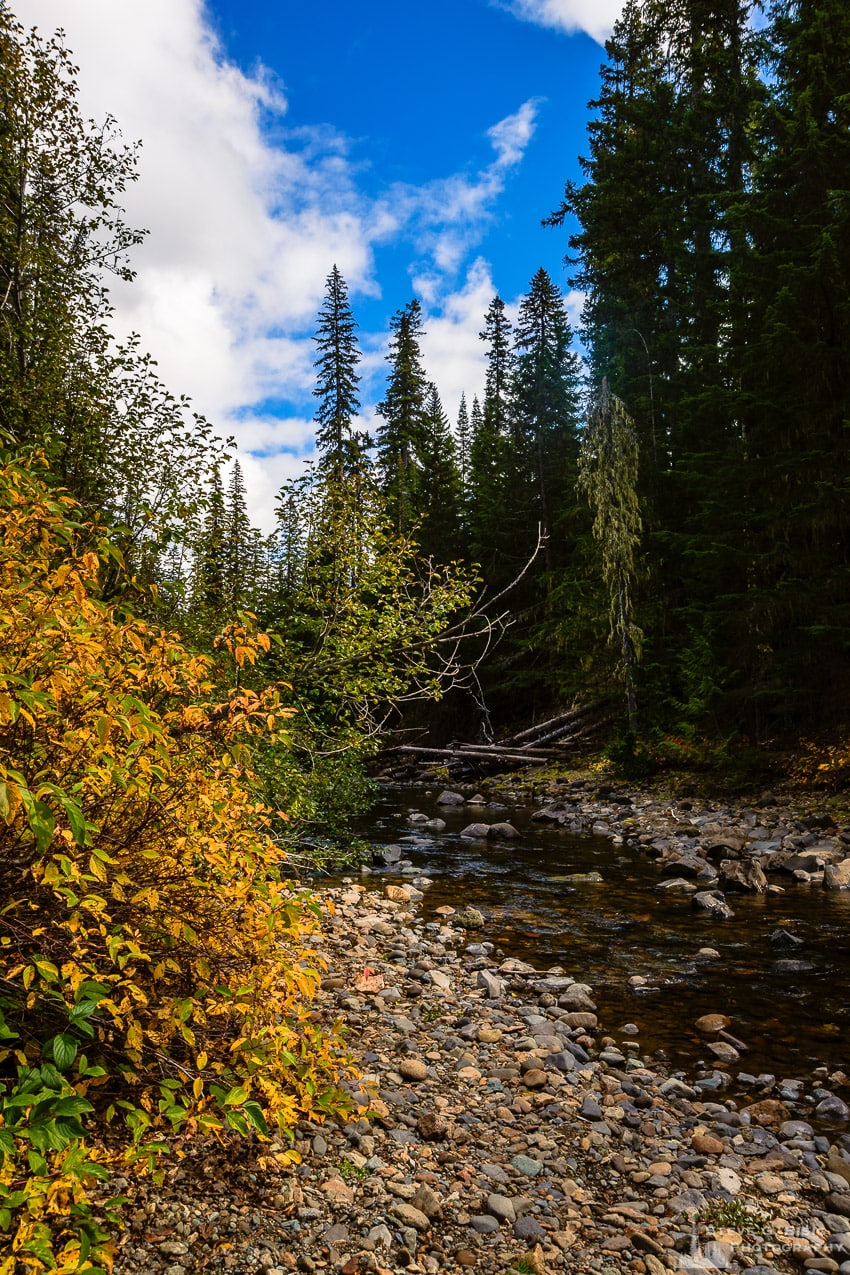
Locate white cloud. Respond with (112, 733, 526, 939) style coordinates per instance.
(488, 100, 540, 169)
(418, 260, 496, 422)
(380, 100, 541, 279)
(17, 0, 543, 527)
(235, 451, 311, 536)
(500, 0, 623, 44)
(564, 288, 587, 331)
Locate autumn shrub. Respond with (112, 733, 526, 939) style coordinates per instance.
(791, 740, 850, 791)
(0, 456, 353, 1272)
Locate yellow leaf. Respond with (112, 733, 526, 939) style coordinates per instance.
(88, 854, 108, 882)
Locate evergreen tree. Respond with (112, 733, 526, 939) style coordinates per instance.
(548, 0, 771, 732)
(512, 268, 583, 567)
(225, 460, 252, 609)
(481, 296, 514, 440)
(468, 300, 516, 581)
(417, 384, 464, 562)
(729, 0, 850, 725)
(193, 465, 227, 621)
(312, 264, 364, 480)
(375, 299, 429, 533)
(456, 392, 471, 489)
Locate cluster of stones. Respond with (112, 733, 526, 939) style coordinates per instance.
(116, 871, 850, 1275)
(414, 781, 850, 916)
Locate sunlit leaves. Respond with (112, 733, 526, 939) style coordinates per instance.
(0, 455, 353, 1271)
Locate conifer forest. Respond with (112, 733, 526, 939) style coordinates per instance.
(0, 1, 849, 1267)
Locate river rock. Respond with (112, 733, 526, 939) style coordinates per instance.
(435, 790, 465, 805)
(824, 862, 850, 891)
(392, 1202, 431, 1232)
(385, 883, 418, 903)
(744, 1099, 790, 1127)
(692, 890, 735, 919)
(558, 984, 597, 1011)
(460, 823, 491, 839)
(770, 928, 804, 947)
(376, 844, 402, 864)
(707, 1041, 740, 1064)
(411, 1184, 442, 1218)
(488, 821, 520, 839)
(714, 1167, 742, 1195)
(499, 957, 537, 974)
(486, 1193, 517, 1223)
(562, 1011, 598, 1029)
(544, 1049, 577, 1073)
(457, 907, 485, 929)
(477, 969, 505, 998)
(692, 1133, 724, 1154)
(695, 1013, 731, 1034)
(818, 1095, 850, 1121)
(656, 876, 698, 894)
(661, 855, 707, 879)
(398, 1056, 429, 1081)
(718, 859, 768, 892)
(470, 1214, 500, 1234)
(115, 789, 850, 1275)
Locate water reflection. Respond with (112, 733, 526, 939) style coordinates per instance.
(362, 788, 850, 1080)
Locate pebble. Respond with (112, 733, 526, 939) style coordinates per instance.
(398, 1056, 429, 1081)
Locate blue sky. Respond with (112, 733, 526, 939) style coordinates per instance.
(20, 0, 622, 527)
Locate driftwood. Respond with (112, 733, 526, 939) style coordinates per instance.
(499, 700, 616, 751)
(388, 699, 616, 770)
(392, 744, 560, 766)
(501, 705, 587, 746)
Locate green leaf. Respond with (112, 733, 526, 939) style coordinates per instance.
(225, 1109, 249, 1136)
(27, 800, 55, 854)
(242, 1100, 268, 1135)
(52, 1095, 93, 1118)
(37, 1062, 64, 1090)
(50, 1033, 78, 1071)
(221, 1085, 249, 1107)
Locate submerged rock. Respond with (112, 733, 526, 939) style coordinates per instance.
(692, 889, 735, 920)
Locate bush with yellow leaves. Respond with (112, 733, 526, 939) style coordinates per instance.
(0, 456, 353, 1273)
(790, 740, 850, 792)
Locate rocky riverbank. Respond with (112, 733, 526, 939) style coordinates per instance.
(392, 775, 850, 905)
(116, 819, 850, 1275)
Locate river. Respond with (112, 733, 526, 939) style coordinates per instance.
(357, 786, 850, 1086)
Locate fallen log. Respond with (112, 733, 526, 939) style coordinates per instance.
(391, 744, 560, 765)
(515, 714, 596, 749)
(500, 705, 587, 746)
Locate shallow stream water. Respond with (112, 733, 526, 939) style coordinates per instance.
(358, 786, 850, 1084)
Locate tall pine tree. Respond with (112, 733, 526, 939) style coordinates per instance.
(512, 268, 583, 570)
(312, 264, 364, 480)
(417, 384, 464, 562)
(376, 299, 429, 533)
